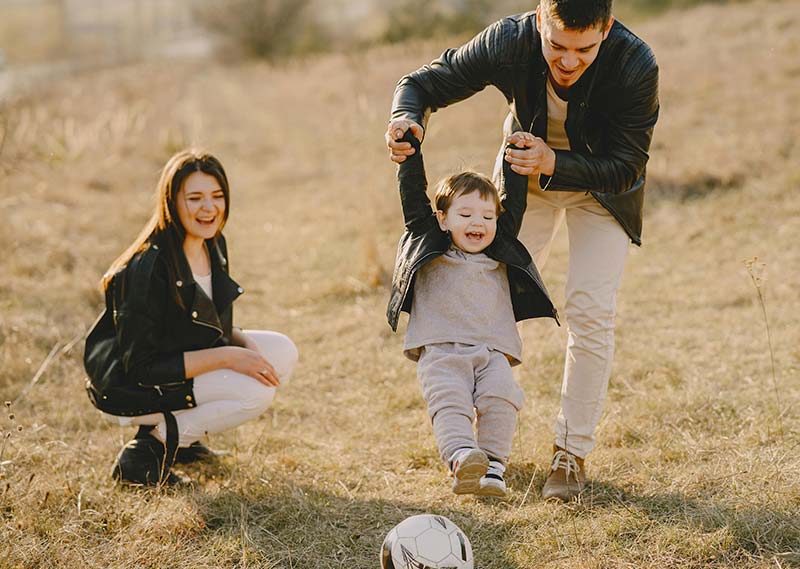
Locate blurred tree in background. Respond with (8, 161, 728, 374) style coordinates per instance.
(194, 0, 328, 60)
(382, 0, 494, 43)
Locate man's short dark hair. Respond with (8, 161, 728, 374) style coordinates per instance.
(540, 0, 613, 30)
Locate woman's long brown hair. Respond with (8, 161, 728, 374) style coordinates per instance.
(101, 149, 231, 305)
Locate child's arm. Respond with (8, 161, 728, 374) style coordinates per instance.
(497, 143, 528, 238)
(396, 131, 437, 234)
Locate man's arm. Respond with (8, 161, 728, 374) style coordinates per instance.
(386, 19, 510, 163)
(540, 61, 659, 194)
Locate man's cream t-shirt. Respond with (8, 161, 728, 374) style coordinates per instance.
(528, 79, 570, 192)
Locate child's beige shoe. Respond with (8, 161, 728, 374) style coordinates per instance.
(542, 447, 585, 501)
(450, 448, 489, 495)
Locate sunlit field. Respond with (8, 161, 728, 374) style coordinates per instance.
(1, 1, 798, 567)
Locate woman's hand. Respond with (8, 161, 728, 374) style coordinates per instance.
(224, 346, 280, 387)
(232, 327, 261, 353)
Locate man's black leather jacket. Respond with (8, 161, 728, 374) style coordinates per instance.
(390, 14, 659, 245)
(387, 133, 557, 331)
(83, 232, 243, 416)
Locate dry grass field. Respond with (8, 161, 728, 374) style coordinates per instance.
(1, 1, 799, 567)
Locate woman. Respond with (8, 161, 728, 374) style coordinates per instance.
(84, 149, 298, 486)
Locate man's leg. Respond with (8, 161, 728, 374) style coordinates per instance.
(554, 198, 629, 458)
(540, 196, 628, 500)
(519, 188, 566, 270)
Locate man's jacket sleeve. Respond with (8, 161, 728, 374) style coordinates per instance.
(542, 58, 660, 194)
(390, 20, 509, 131)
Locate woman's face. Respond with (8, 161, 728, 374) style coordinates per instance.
(176, 170, 226, 242)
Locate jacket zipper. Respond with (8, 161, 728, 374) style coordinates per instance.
(138, 381, 185, 393)
(192, 318, 223, 343)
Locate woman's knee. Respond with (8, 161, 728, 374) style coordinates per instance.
(240, 382, 276, 414)
(246, 331, 299, 382)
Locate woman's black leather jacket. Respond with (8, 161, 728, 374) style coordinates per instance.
(83, 232, 243, 416)
(390, 14, 659, 245)
(387, 133, 557, 331)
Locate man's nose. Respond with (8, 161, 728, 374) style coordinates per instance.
(561, 52, 579, 69)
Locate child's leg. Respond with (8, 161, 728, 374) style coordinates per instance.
(417, 343, 481, 464)
(474, 349, 525, 465)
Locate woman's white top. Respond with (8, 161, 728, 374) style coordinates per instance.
(194, 273, 213, 300)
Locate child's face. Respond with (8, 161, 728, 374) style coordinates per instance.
(436, 190, 498, 253)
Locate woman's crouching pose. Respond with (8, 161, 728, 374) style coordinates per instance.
(84, 149, 297, 486)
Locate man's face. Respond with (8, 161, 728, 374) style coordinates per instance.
(537, 8, 613, 88)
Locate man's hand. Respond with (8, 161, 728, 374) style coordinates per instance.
(504, 131, 556, 176)
(385, 119, 424, 163)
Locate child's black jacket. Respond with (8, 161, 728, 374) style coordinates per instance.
(386, 132, 558, 331)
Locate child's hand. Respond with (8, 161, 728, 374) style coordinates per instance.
(504, 131, 555, 176)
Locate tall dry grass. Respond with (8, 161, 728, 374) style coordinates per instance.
(1, 0, 799, 567)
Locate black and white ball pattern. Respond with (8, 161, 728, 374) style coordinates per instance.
(381, 514, 474, 569)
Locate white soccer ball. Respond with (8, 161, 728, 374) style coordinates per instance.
(380, 514, 474, 569)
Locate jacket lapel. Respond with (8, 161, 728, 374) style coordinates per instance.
(208, 238, 243, 315)
(171, 237, 242, 333)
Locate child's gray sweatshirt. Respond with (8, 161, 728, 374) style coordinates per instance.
(403, 247, 522, 365)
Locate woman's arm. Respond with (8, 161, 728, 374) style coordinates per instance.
(184, 345, 279, 387)
(116, 254, 279, 387)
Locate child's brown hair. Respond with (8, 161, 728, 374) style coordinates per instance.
(434, 171, 503, 215)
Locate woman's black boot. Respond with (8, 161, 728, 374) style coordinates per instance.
(111, 413, 182, 486)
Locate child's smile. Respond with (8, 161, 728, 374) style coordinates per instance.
(436, 191, 498, 254)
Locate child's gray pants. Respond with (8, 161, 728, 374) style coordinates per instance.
(417, 343, 525, 465)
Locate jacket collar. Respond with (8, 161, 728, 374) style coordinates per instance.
(154, 232, 243, 326)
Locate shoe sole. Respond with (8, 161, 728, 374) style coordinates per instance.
(541, 482, 584, 502)
(477, 482, 507, 498)
(452, 451, 489, 495)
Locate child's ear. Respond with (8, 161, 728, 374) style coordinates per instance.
(436, 210, 448, 231)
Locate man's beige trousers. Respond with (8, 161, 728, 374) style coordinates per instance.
(522, 186, 630, 458)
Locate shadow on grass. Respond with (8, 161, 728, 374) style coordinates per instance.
(194, 480, 525, 568)
(139, 454, 800, 568)
(507, 461, 800, 567)
(585, 480, 800, 566)
(647, 173, 739, 203)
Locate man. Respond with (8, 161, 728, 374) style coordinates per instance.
(385, 0, 659, 501)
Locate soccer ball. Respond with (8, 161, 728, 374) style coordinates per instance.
(380, 514, 474, 569)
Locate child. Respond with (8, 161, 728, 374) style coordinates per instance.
(387, 133, 558, 496)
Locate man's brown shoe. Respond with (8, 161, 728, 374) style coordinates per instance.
(541, 447, 586, 502)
